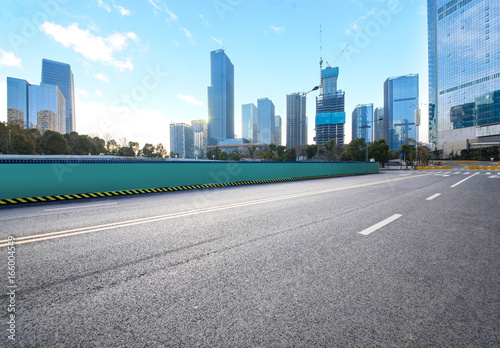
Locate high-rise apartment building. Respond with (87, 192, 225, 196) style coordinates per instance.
(170, 123, 194, 159)
(242, 103, 258, 143)
(191, 120, 208, 159)
(352, 104, 374, 143)
(374, 107, 384, 141)
(41, 59, 75, 133)
(7, 77, 65, 133)
(207, 49, 234, 145)
(428, 0, 499, 153)
(257, 98, 276, 144)
(383, 74, 419, 151)
(315, 67, 345, 146)
(286, 93, 307, 149)
(274, 115, 282, 146)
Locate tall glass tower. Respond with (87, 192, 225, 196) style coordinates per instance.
(242, 103, 258, 143)
(286, 93, 307, 149)
(352, 104, 374, 143)
(384, 74, 419, 151)
(7, 77, 30, 128)
(315, 67, 346, 146)
(41, 59, 75, 133)
(428, 0, 499, 150)
(208, 49, 234, 145)
(257, 98, 276, 144)
(374, 107, 384, 141)
(28, 83, 66, 133)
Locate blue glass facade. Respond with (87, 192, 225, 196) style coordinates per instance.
(384, 75, 419, 151)
(286, 93, 306, 149)
(374, 107, 384, 141)
(208, 49, 234, 145)
(274, 115, 282, 146)
(352, 104, 374, 143)
(7, 77, 29, 128)
(428, 0, 500, 147)
(28, 83, 66, 133)
(170, 123, 194, 159)
(257, 98, 276, 144)
(315, 67, 345, 146)
(242, 103, 258, 143)
(41, 59, 75, 133)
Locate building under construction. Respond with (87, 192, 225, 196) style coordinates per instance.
(315, 67, 346, 146)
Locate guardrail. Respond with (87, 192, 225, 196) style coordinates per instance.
(466, 165, 500, 170)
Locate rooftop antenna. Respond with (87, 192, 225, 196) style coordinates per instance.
(319, 25, 323, 95)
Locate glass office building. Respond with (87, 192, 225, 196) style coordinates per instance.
(7, 77, 29, 128)
(352, 104, 374, 143)
(428, 0, 500, 149)
(383, 74, 419, 151)
(28, 83, 66, 133)
(286, 93, 307, 149)
(191, 120, 208, 159)
(274, 115, 282, 146)
(257, 98, 276, 144)
(315, 67, 346, 146)
(41, 59, 75, 133)
(208, 49, 234, 145)
(242, 103, 258, 143)
(374, 107, 384, 141)
(170, 123, 194, 159)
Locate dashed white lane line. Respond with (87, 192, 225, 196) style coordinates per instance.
(426, 193, 441, 201)
(44, 202, 118, 212)
(451, 172, 479, 188)
(359, 214, 402, 236)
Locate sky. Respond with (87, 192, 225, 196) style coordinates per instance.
(0, 0, 429, 151)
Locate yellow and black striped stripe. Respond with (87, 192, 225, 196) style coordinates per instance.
(0, 173, 377, 206)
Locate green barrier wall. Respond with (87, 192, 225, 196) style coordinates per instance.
(0, 161, 379, 200)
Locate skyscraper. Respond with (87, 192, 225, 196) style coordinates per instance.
(191, 120, 208, 159)
(7, 77, 29, 128)
(315, 67, 345, 146)
(428, 0, 500, 153)
(257, 98, 276, 144)
(383, 74, 419, 152)
(352, 104, 374, 143)
(286, 93, 307, 149)
(41, 59, 75, 133)
(242, 103, 258, 143)
(170, 123, 194, 159)
(374, 107, 384, 141)
(207, 49, 234, 145)
(274, 115, 282, 146)
(7, 77, 65, 133)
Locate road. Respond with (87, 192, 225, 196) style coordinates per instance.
(1, 167, 499, 347)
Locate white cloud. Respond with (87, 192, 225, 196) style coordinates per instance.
(114, 4, 131, 16)
(95, 90, 102, 97)
(76, 88, 88, 96)
(94, 73, 110, 82)
(199, 14, 210, 27)
(148, 0, 161, 12)
(172, 40, 180, 47)
(176, 93, 203, 106)
(97, 0, 111, 12)
(180, 27, 194, 44)
(76, 100, 173, 149)
(39, 22, 139, 71)
(164, 5, 178, 22)
(269, 25, 284, 34)
(211, 36, 222, 45)
(0, 49, 22, 68)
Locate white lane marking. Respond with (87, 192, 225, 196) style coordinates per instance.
(426, 193, 441, 201)
(0, 174, 434, 247)
(464, 172, 470, 175)
(485, 172, 491, 175)
(453, 172, 460, 174)
(451, 172, 479, 188)
(359, 214, 402, 236)
(44, 202, 118, 212)
(488, 176, 500, 179)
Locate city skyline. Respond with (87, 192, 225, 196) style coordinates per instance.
(0, 0, 430, 150)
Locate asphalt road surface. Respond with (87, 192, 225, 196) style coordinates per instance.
(1, 167, 499, 347)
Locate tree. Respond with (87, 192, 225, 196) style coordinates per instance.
(305, 144, 318, 160)
(284, 147, 297, 162)
(12, 134, 35, 154)
(43, 131, 70, 155)
(64, 132, 80, 154)
(219, 151, 228, 160)
(340, 138, 366, 162)
(247, 146, 256, 159)
(206, 146, 222, 160)
(369, 139, 390, 167)
(119, 147, 135, 157)
(141, 143, 155, 157)
(128, 141, 140, 156)
(276, 146, 286, 161)
(323, 140, 338, 161)
(229, 149, 243, 161)
(74, 135, 95, 155)
(107, 139, 119, 155)
(155, 143, 167, 158)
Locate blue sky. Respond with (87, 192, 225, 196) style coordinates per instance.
(0, 0, 429, 150)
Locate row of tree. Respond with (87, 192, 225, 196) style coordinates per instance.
(0, 123, 167, 158)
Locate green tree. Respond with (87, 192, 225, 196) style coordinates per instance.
(43, 131, 70, 155)
(155, 143, 167, 158)
(119, 147, 135, 157)
(12, 134, 35, 154)
(141, 143, 155, 157)
(93, 137, 106, 155)
(276, 146, 286, 161)
(107, 139, 119, 156)
(323, 139, 339, 161)
(229, 149, 243, 161)
(247, 145, 256, 159)
(64, 132, 80, 154)
(369, 139, 390, 167)
(128, 141, 140, 156)
(219, 151, 228, 160)
(340, 138, 366, 162)
(284, 147, 297, 162)
(206, 146, 222, 160)
(74, 135, 96, 155)
(305, 144, 318, 160)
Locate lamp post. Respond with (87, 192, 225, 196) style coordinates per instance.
(297, 86, 320, 161)
(8, 130, 12, 154)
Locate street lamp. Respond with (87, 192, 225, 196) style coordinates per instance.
(297, 86, 320, 161)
